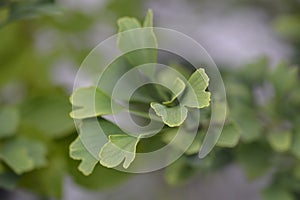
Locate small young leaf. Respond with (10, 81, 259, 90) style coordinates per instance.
(150, 103, 188, 127)
(182, 68, 211, 108)
(151, 68, 210, 127)
(69, 137, 98, 176)
(99, 135, 140, 169)
(143, 9, 153, 27)
(70, 86, 122, 119)
(163, 78, 186, 105)
(0, 106, 19, 138)
(0, 137, 47, 174)
(117, 9, 157, 76)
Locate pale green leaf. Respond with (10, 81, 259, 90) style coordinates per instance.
(143, 9, 153, 27)
(269, 63, 299, 96)
(163, 78, 186, 105)
(182, 68, 211, 108)
(117, 10, 157, 75)
(69, 137, 98, 176)
(70, 86, 122, 119)
(0, 137, 47, 174)
(267, 131, 292, 152)
(99, 135, 140, 169)
(164, 157, 198, 186)
(150, 102, 188, 127)
(0, 106, 19, 138)
(216, 122, 240, 148)
(233, 107, 262, 142)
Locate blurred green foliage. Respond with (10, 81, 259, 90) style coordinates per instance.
(0, 0, 299, 200)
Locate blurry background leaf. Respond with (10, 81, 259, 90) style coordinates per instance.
(21, 92, 74, 138)
(0, 106, 19, 138)
(0, 137, 47, 174)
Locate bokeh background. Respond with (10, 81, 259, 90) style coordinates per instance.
(1, 0, 300, 199)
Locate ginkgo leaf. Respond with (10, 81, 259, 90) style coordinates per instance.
(70, 118, 130, 173)
(163, 78, 186, 105)
(70, 86, 122, 119)
(143, 9, 153, 27)
(216, 122, 240, 148)
(69, 137, 98, 176)
(0, 106, 19, 138)
(99, 135, 140, 169)
(118, 9, 157, 77)
(151, 68, 210, 127)
(182, 68, 211, 108)
(0, 137, 47, 174)
(150, 102, 188, 127)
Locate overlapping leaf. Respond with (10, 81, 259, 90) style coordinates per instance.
(70, 86, 123, 119)
(151, 68, 211, 127)
(0, 137, 47, 174)
(99, 135, 140, 169)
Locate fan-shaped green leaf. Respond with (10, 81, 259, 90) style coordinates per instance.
(69, 137, 98, 176)
(150, 102, 188, 127)
(70, 87, 122, 119)
(182, 68, 211, 108)
(99, 135, 140, 169)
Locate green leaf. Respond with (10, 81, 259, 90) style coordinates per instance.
(68, 161, 130, 189)
(151, 68, 210, 127)
(216, 122, 240, 148)
(163, 78, 186, 105)
(182, 68, 211, 108)
(117, 9, 157, 74)
(0, 170, 20, 190)
(164, 157, 198, 186)
(0, 106, 19, 138)
(143, 9, 153, 27)
(69, 137, 98, 176)
(0, 137, 47, 174)
(70, 118, 129, 173)
(233, 107, 262, 142)
(150, 102, 188, 127)
(99, 135, 140, 169)
(22, 94, 74, 138)
(70, 86, 122, 119)
(267, 131, 292, 152)
(263, 185, 295, 200)
(162, 128, 203, 155)
(237, 143, 273, 180)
